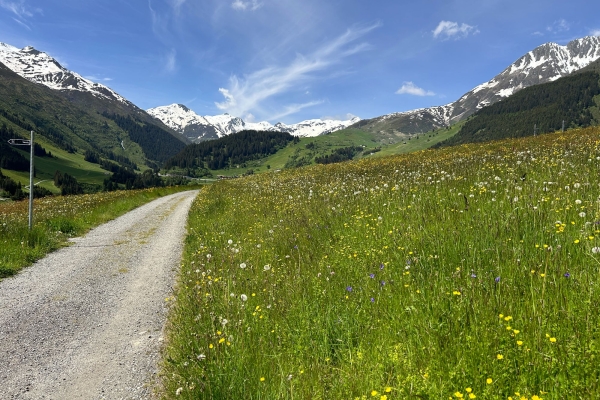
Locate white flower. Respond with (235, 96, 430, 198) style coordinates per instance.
(575, 199, 582, 205)
(176, 387, 183, 396)
(574, 183, 581, 189)
(592, 247, 600, 254)
(228, 239, 233, 245)
(264, 265, 271, 271)
(240, 294, 248, 301)
(579, 212, 586, 218)
(221, 318, 229, 326)
(206, 254, 212, 259)
(240, 263, 247, 269)
(197, 354, 206, 360)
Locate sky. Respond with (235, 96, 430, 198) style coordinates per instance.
(1, 0, 600, 124)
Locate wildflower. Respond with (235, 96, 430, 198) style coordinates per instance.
(240, 294, 248, 301)
(592, 247, 600, 254)
(369, 273, 375, 279)
(453, 291, 461, 296)
(549, 337, 557, 343)
(370, 298, 375, 302)
(468, 394, 476, 399)
(228, 239, 233, 245)
(454, 392, 464, 398)
(380, 263, 385, 270)
(240, 262, 247, 269)
(486, 378, 493, 385)
(176, 387, 183, 396)
(346, 286, 353, 292)
(517, 340, 523, 346)
(384, 387, 392, 393)
(260, 377, 265, 382)
(264, 265, 271, 271)
(497, 354, 504, 360)
(197, 354, 206, 360)
(470, 273, 477, 278)
(380, 281, 386, 286)
(579, 212, 587, 218)
(371, 390, 379, 396)
(564, 272, 571, 278)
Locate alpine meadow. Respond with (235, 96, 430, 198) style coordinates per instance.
(160, 127, 600, 400)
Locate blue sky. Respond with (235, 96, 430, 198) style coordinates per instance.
(1, 0, 599, 124)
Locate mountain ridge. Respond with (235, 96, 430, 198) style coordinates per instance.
(147, 103, 361, 142)
(354, 36, 600, 137)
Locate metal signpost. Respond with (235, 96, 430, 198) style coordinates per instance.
(7, 131, 34, 230)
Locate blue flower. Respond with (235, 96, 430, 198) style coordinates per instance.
(380, 263, 385, 270)
(346, 286, 353, 292)
(495, 277, 501, 283)
(564, 272, 571, 278)
(369, 273, 375, 279)
(370, 297, 375, 303)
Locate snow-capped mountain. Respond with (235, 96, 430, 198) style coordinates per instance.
(358, 36, 600, 134)
(0, 42, 132, 106)
(147, 103, 361, 142)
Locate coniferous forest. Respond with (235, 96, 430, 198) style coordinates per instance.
(164, 130, 296, 170)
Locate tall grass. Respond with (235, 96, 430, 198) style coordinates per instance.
(0, 185, 199, 278)
(161, 127, 600, 399)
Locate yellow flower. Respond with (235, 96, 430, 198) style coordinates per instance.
(384, 387, 392, 393)
(260, 377, 265, 382)
(549, 337, 557, 343)
(513, 329, 520, 335)
(218, 338, 225, 344)
(468, 394, 476, 399)
(504, 316, 513, 321)
(453, 291, 462, 296)
(497, 354, 504, 360)
(380, 396, 387, 400)
(454, 392, 464, 398)
(532, 396, 541, 400)
(486, 378, 493, 385)
(517, 340, 523, 346)
(371, 390, 379, 397)
(209, 344, 214, 349)
(465, 388, 472, 393)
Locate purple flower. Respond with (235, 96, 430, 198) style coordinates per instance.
(495, 277, 501, 283)
(380, 263, 385, 270)
(370, 297, 375, 303)
(369, 273, 375, 279)
(564, 272, 571, 278)
(346, 286, 353, 292)
(380, 281, 386, 286)
(471, 273, 477, 278)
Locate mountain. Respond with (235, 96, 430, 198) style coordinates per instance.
(0, 43, 188, 183)
(355, 36, 600, 137)
(0, 42, 184, 139)
(435, 58, 600, 147)
(147, 103, 360, 142)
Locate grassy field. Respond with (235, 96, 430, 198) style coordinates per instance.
(0, 185, 200, 278)
(208, 126, 458, 177)
(160, 126, 600, 399)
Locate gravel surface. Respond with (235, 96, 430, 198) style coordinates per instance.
(0, 190, 199, 399)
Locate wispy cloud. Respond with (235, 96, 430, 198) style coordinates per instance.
(591, 29, 600, 37)
(84, 76, 113, 82)
(169, 0, 187, 14)
(0, 0, 32, 18)
(12, 17, 30, 30)
(215, 23, 380, 121)
(432, 20, 479, 40)
(231, 0, 262, 11)
(165, 49, 177, 73)
(547, 19, 570, 34)
(396, 81, 435, 97)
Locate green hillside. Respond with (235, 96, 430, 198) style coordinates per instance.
(0, 61, 187, 191)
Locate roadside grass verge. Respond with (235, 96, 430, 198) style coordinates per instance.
(161, 127, 600, 399)
(0, 185, 200, 278)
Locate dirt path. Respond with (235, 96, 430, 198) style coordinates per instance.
(0, 190, 198, 399)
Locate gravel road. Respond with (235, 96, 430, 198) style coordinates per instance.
(0, 190, 199, 399)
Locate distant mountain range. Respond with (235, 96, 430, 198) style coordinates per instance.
(354, 36, 600, 136)
(146, 104, 361, 143)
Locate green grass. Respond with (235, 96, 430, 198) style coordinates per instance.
(0, 185, 200, 278)
(160, 126, 600, 399)
(206, 127, 454, 177)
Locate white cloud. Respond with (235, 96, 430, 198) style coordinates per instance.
(591, 29, 600, 37)
(215, 23, 380, 121)
(231, 0, 262, 11)
(396, 82, 435, 97)
(321, 113, 359, 121)
(84, 76, 113, 82)
(432, 20, 478, 40)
